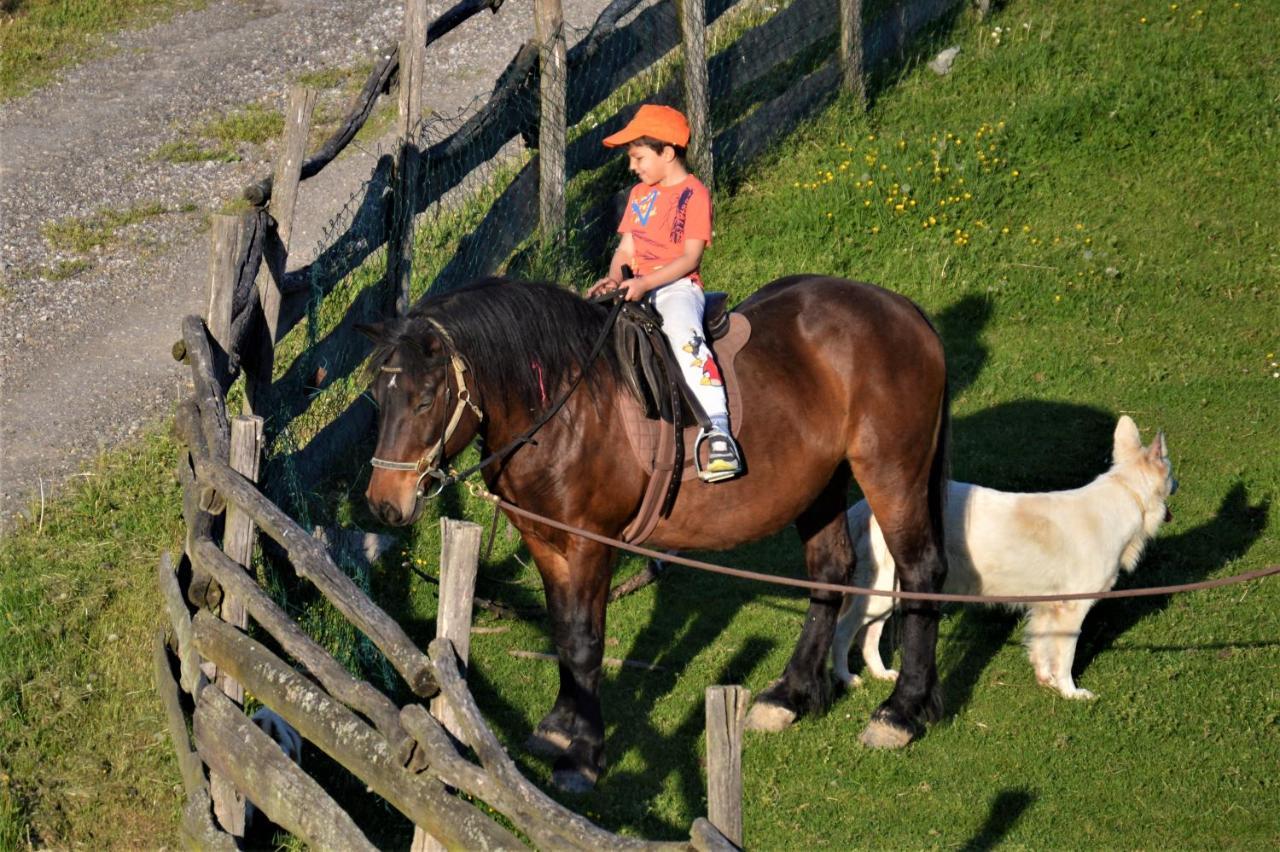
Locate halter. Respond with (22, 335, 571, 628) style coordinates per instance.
(369, 319, 483, 499)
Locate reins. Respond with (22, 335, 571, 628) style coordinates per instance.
(462, 481, 1280, 604)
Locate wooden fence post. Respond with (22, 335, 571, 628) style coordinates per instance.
(679, 0, 714, 186)
(535, 0, 567, 237)
(412, 517, 483, 852)
(838, 0, 867, 110)
(258, 85, 317, 344)
(207, 214, 252, 362)
(705, 685, 749, 848)
(208, 414, 264, 837)
(389, 0, 429, 316)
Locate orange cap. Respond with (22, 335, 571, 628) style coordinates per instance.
(602, 104, 690, 148)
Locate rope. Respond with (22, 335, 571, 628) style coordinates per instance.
(463, 482, 1280, 604)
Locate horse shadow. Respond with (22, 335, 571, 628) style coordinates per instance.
(1074, 481, 1271, 672)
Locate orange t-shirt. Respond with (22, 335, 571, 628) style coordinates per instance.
(617, 175, 712, 285)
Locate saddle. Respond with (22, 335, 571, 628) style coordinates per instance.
(613, 293, 751, 543)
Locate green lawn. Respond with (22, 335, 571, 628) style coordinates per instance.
(2, 0, 1277, 847)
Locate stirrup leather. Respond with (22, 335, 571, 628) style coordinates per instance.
(694, 427, 742, 483)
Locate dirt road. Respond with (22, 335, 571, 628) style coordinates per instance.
(0, 0, 611, 529)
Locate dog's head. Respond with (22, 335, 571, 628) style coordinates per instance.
(1111, 415, 1178, 538)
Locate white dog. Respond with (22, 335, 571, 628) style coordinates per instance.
(832, 416, 1176, 700)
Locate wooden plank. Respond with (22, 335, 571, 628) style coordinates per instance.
(157, 551, 200, 695)
(206, 214, 250, 355)
(389, 0, 430, 317)
(153, 628, 206, 798)
(679, 0, 713, 185)
(194, 685, 377, 852)
(838, 0, 867, 109)
(259, 86, 318, 344)
(193, 454, 438, 698)
(190, 535, 408, 750)
(190, 613, 524, 850)
(535, 0, 567, 235)
(704, 686, 749, 848)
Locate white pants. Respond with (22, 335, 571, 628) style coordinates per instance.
(650, 279, 729, 420)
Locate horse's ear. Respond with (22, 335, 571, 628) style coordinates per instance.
(356, 321, 386, 343)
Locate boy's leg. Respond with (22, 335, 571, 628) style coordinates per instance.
(651, 280, 742, 479)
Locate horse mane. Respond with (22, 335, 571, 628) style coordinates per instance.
(367, 277, 621, 413)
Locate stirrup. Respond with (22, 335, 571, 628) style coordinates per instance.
(694, 427, 742, 483)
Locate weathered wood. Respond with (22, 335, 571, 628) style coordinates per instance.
(678, 0, 713, 185)
(193, 454, 438, 697)
(191, 613, 523, 850)
(414, 519, 483, 852)
(153, 629, 206, 798)
(206, 215, 252, 357)
(689, 817, 738, 852)
(182, 316, 231, 511)
(838, 0, 867, 109)
(181, 788, 239, 852)
(704, 686, 748, 848)
(209, 415, 264, 837)
(535, 0, 567, 235)
(175, 441, 222, 611)
(194, 685, 377, 852)
(191, 536, 406, 744)
(158, 552, 201, 695)
(243, 0, 508, 206)
(389, 0, 430, 317)
(420, 639, 680, 850)
(609, 558, 669, 602)
(256, 86, 317, 353)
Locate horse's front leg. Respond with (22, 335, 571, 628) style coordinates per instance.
(747, 469, 853, 731)
(523, 533, 612, 792)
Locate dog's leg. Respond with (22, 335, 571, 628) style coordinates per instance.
(1024, 606, 1058, 688)
(861, 613, 898, 681)
(1049, 601, 1095, 700)
(832, 596, 863, 687)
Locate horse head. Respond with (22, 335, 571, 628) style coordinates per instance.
(358, 317, 483, 526)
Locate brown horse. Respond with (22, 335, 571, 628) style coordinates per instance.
(361, 275, 949, 791)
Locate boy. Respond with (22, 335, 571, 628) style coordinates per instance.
(587, 104, 743, 481)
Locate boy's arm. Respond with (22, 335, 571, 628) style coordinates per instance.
(589, 233, 635, 296)
(624, 239, 705, 300)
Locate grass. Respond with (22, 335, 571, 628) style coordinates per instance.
(40, 201, 196, 255)
(0, 0, 206, 101)
(5, 0, 1279, 847)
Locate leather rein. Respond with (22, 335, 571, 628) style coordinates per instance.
(369, 297, 625, 502)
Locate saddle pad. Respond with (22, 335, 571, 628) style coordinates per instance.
(616, 312, 751, 486)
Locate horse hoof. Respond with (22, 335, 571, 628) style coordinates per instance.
(552, 765, 598, 794)
(858, 718, 913, 749)
(744, 700, 798, 733)
(526, 727, 572, 758)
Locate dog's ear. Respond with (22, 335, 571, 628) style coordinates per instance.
(1147, 430, 1169, 462)
(1113, 415, 1143, 461)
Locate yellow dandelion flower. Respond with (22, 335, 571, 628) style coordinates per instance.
(1084, 236, 1093, 245)
(1001, 226, 1010, 234)
(867, 134, 877, 141)
(1022, 224, 1032, 232)
(1012, 169, 1020, 177)
(1169, 3, 1177, 9)
(1054, 294, 1062, 302)
(1074, 223, 1084, 230)
(929, 215, 937, 225)
(864, 200, 872, 207)
(871, 225, 880, 234)
(1140, 15, 1148, 23)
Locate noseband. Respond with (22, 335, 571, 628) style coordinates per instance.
(369, 320, 483, 499)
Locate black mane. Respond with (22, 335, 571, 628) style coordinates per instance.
(368, 278, 621, 413)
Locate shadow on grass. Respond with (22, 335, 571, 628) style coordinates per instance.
(1074, 481, 1271, 673)
(959, 788, 1037, 852)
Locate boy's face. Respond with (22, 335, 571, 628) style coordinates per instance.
(627, 142, 675, 185)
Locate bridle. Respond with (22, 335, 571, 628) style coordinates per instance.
(367, 297, 625, 503)
(369, 319, 483, 499)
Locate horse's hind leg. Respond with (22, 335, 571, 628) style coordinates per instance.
(747, 467, 853, 731)
(855, 481, 946, 748)
(521, 533, 612, 791)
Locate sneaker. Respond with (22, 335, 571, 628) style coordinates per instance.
(697, 428, 743, 482)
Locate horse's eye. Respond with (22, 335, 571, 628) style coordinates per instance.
(415, 393, 435, 412)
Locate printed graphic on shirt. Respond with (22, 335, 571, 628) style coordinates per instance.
(670, 188, 694, 244)
(630, 190, 659, 226)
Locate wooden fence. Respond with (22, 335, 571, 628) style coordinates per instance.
(160, 0, 964, 845)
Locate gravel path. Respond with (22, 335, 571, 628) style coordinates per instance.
(0, 0, 611, 529)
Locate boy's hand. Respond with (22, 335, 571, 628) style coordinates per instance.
(587, 277, 620, 298)
(621, 277, 649, 301)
